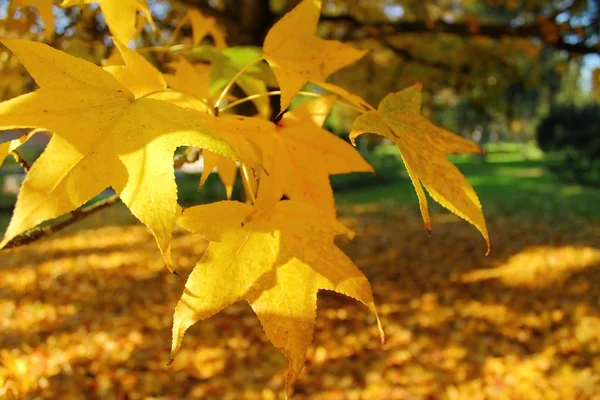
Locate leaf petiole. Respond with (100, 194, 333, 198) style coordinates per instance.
(136, 89, 212, 112)
(213, 56, 264, 111)
(218, 90, 368, 114)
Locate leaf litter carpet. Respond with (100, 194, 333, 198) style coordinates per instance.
(1, 204, 599, 399)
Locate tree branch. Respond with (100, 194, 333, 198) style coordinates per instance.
(380, 38, 471, 74)
(321, 15, 599, 55)
(3, 194, 120, 250)
(3, 145, 205, 250)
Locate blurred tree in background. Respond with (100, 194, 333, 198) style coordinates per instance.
(1, 0, 598, 144)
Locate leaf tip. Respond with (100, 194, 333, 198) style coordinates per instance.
(424, 222, 432, 237)
(166, 358, 174, 366)
(377, 319, 386, 345)
(414, 81, 424, 91)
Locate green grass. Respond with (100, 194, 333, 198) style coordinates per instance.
(336, 150, 600, 223)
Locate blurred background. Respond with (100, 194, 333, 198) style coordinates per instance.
(1, 0, 600, 399)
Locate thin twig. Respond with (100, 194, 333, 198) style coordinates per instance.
(240, 165, 256, 204)
(218, 90, 368, 114)
(3, 195, 121, 249)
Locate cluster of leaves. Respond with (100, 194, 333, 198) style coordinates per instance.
(0, 0, 488, 393)
(536, 104, 600, 184)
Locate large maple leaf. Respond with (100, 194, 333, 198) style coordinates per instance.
(60, 0, 154, 44)
(350, 83, 490, 251)
(262, 0, 367, 111)
(173, 200, 383, 392)
(0, 39, 254, 268)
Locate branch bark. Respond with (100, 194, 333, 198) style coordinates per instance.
(3, 194, 120, 250)
(321, 15, 599, 55)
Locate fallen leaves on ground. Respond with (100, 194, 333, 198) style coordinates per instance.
(0, 204, 599, 399)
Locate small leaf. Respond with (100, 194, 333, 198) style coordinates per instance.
(263, 0, 367, 111)
(350, 83, 490, 252)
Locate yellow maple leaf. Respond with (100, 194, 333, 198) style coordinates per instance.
(199, 150, 237, 199)
(60, 0, 154, 44)
(164, 57, 212, 111)
(244, 96, 373, 219)
(103, 40, 166, 97)
(173, 200, 383, 393)
(263, 0, 367, 111)
(12, 0, 54, 40)
(350, 83, 490, 252)
(0, 39, 253, 269)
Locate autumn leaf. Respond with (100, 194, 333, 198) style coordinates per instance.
(350, 83, 490, 252)
(164, 58, 212, 111)
(103, 40, 167, 97)
(173, 199, 383, 393)
(0, 39, 254, 269)
(263, 0, 368, 111)
(256, 96, 373, 216)
(234, 96, 373, 220)
(199, 150, 238, 199)
(60, 0, 154, 44)
(12, 0, 54, 39)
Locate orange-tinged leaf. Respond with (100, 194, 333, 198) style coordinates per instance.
(350, 83, 490, 252)
(263, 0, 367, 111)
(0, 39, 252, 269)
(236, 96, 373, 220)
(12, 0, 55, 39)
(60, 0, 154, 44)
(173, 200, 383, 393)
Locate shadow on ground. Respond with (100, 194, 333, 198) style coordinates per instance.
(0, 204, 599, 399)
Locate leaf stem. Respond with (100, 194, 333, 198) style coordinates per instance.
(240, 165, 256, 204)
(218, 90, 367, 114)
(136, 89, 212, 112)
(213, 57, 264, 111)
(137, 44, 191, 53)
